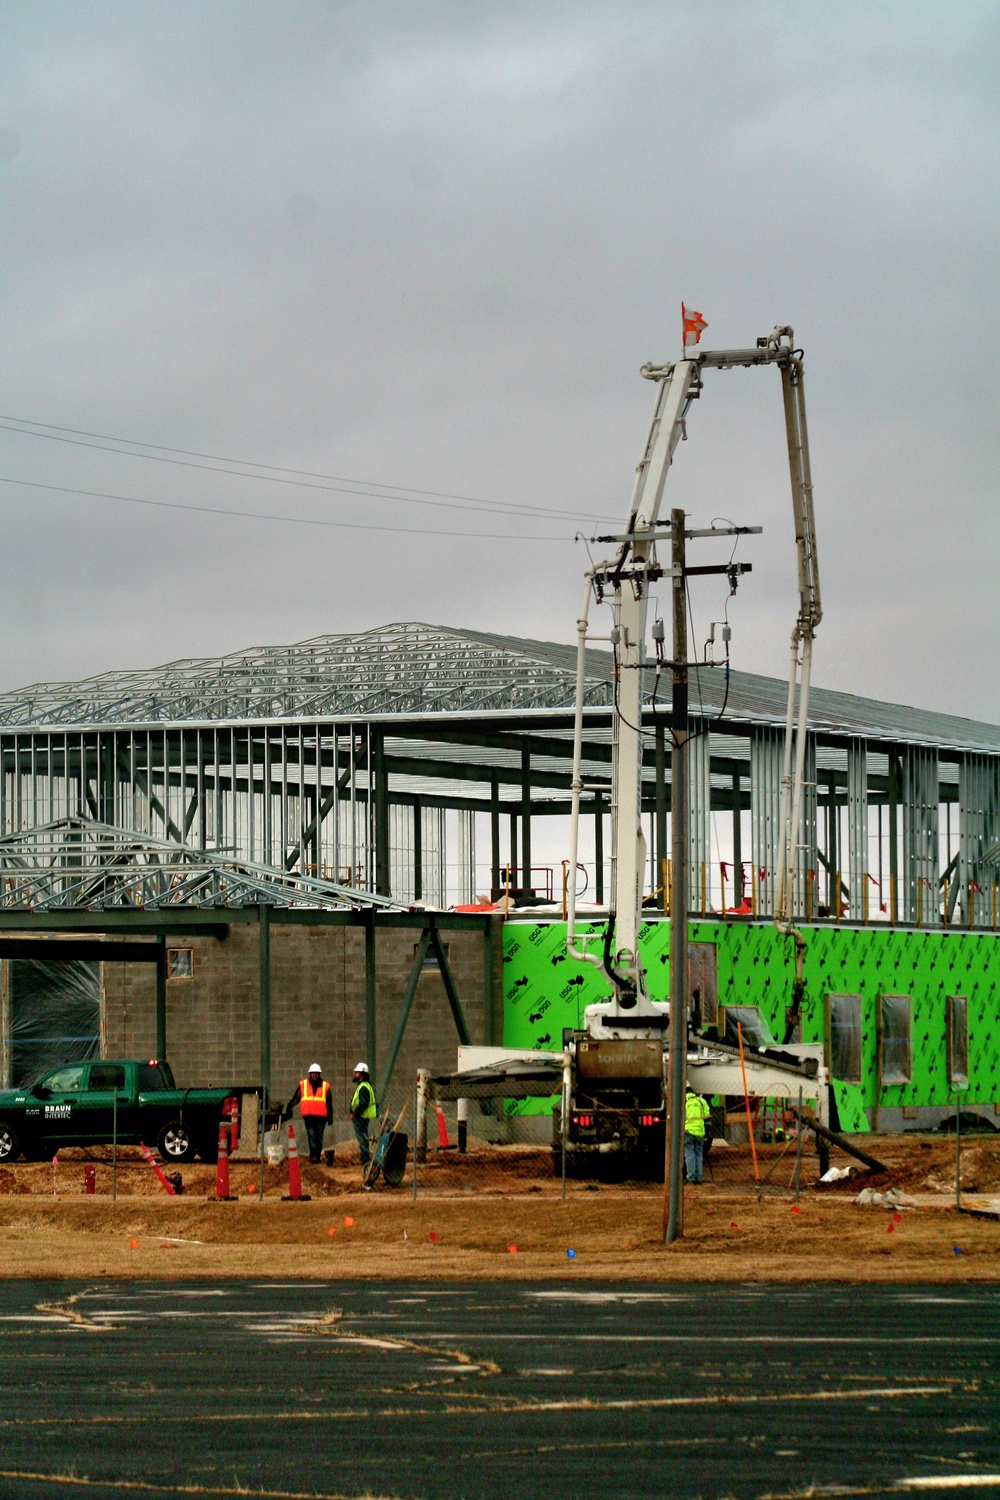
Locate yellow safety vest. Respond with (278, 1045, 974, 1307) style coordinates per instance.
(299, 1077, 331, 1117)
(685, 1093, 710, 1137)
(351, 1079, 377, 1119)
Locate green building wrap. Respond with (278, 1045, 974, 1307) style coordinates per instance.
(502, 919, 1000, 1132)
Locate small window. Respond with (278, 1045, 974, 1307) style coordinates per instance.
(948, 996, 969, 1087)
(416, 941, 448, 971)
(724, 1006, 775, 1049)
(40, 1064, 87, 1094)
(167, 948, 193, 980)
(880, 994, 912, 1086)
(829, 994, 862, 1083)
(88, 1064, 126, 1091)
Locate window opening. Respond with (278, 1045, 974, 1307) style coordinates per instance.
(828, 994, 862, 1083)
(416, 940, 448, 971)
(880, 994, 912, 1085)
(948, 995, 969, 1087)
(167, 948, 193, 980)
(723, 1005, 775, 1049)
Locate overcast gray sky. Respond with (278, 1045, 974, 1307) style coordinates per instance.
(0, 1, 996, 719)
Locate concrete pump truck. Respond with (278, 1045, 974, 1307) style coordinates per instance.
(557, 323, 828, 1196)
(423, 321, 836, 1222)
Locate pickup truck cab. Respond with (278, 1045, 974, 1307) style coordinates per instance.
(0, 1059, 245, 1166)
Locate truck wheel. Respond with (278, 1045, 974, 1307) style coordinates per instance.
(0, 1120, 21, 1163)
(157, 1120, 196, 1164)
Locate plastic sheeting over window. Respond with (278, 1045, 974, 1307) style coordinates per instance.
(948, 995, 969, 1087)
(724, 1006, 776, 1049)
(880, 994, 912, 1086)
(9, 960, 101, 1087)
(829, 993, 862, 1083)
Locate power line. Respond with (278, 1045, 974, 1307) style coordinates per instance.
(0, 473, 573, 542)
(0, 415, 612, 526)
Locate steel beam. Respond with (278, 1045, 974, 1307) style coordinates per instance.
(155, 936, 167, 1060)
(259, 904, 271, 1106)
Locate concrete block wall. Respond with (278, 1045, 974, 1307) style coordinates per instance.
(102, 920, 501, 1133)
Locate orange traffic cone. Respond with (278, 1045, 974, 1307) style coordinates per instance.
(139, 1141, 177, 1197)
(282, 1122, 311, 1201)
(213, 1121, 238, 1201)
(435, 1104, 452, 1150)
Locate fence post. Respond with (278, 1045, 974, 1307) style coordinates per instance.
(416, 1068, 429, 1164)
(412, 1079, 418, 1201)
(561, 1049, 571, 1202)
(258, 1093, 267, 1202)
(793, 1086, 802, 1205)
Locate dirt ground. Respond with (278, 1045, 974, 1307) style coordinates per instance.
(1, 1131, 998, 1282)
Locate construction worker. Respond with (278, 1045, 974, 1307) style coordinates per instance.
(282, 1063, 333, 1164)
(350, 1063, 377, 1168)
(684, 1084, 711, 1185)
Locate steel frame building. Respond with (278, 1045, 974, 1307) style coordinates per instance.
(0, 621, 998, 926)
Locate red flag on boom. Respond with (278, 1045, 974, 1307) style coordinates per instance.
(682, 303, 707, 348)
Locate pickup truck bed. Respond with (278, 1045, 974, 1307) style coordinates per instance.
(0, 1059, 251, 1165)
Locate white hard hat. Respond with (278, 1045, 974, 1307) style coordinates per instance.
(308, 1062, 322, 1073)
(353, 1062, 369, 1074)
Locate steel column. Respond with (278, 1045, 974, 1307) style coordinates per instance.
(373, 729, 390, 896)
(847, 740, 868, 921)
(521, 744, 532, 892)
(364, 909, 377, 1080)
(655, 723, 667, 899)
(490, 772, 500, 899)
(259, 903, 271, 1105)
(155, 937, 167, 1061)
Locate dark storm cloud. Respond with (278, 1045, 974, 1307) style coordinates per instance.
(0, 1, 996, 717)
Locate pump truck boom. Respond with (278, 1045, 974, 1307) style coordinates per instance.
(420, 323, 829, 1192)
(559, 325, 825, 1179)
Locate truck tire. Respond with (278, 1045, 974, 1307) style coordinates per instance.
(157, 1120, 196, 1164)
(0, 1120, 21, 1163)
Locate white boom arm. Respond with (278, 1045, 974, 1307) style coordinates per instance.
(566, 326, 820, 1036)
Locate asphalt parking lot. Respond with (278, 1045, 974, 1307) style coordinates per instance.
(0, 1280, 997, 1499)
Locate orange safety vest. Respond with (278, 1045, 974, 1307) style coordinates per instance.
(299, 1077, 331, 1117)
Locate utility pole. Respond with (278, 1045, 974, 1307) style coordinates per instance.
(663, 512, 759, 1243)
(664, 507, 688, 1243)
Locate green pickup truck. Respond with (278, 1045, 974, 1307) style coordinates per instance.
(0, 1059, 248, 1165)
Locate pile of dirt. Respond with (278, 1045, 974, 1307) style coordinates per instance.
(816, 1133, 1000, 1196)
(3, 1131, 994, 1202)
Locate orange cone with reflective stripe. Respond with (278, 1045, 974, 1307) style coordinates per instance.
(435, 1104, 450, 1149)
(282, 1122, 311, 1201)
